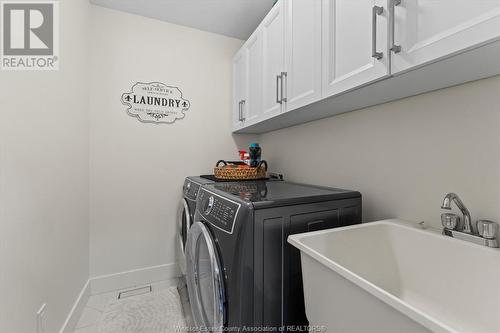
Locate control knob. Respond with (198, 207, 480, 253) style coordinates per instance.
(205, 196, 215, 214)
(184, 182, 191, 194)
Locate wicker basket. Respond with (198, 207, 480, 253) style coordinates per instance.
(214, 160, 268, 180)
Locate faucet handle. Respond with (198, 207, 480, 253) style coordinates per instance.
(441, 213, 460, 230)
(477, 220, 498, 240)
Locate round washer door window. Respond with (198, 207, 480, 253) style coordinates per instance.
(186, 221, 226, 332)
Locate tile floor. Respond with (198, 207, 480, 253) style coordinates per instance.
(73, 278, 192, 333)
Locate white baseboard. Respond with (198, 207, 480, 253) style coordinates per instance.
(58, 280, 91, 333)
(89, 263, 180, 295)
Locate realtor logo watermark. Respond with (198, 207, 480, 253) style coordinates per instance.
(1, 1, 59, 70)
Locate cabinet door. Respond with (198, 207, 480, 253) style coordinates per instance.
(232, 49, 247, 130)
(391, 0, 500, 74)
(262, 0, 285, 120)
(244, 30, 264, 126)
(284, 0, 323, 112)
(322, 0, 390, 98)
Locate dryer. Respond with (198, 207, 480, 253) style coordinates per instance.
(177, 176, 214, 276)
(185, 180, 362, 332)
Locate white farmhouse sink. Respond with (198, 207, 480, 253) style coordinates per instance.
(288, 219, 500, 333)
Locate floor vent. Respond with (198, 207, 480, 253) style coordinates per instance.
(118, 286, 152, 299)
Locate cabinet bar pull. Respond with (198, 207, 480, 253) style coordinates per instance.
(281, 72, 287, 103)
(276, 74, 282, 104)
(238, 101, 242, 121)
(390, 0, 401, 53)
(241, 100, 246, 121)
(372, 5, 384, 60)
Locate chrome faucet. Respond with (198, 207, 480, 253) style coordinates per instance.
(440, 192, 498, 248)
(440, 192, 473, 234)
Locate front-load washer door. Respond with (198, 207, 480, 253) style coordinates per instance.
(186, 221, 226, 332)
(177, 198, 191, 275)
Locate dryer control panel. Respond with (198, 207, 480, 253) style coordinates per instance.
(199, 191, 239, 234)
(183, 180, 201, 201)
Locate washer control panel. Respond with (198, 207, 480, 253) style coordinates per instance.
(199, 191, 239, 233)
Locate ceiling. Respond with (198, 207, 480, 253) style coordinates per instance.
(89, 0, 276, 40)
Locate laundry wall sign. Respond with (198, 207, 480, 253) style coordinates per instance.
(121, 82, 190, 123)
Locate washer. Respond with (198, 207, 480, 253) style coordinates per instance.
(177, 176, 214, 276)
(186, 180, 362, 331)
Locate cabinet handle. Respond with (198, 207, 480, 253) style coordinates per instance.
(276, 74, 282, 104)
(241, 100, 246, 121)
(238, 101, 241, 121)
(390, 0, 401, 53)
(281, 72, 287, 103)
(372, 5, 384, 60)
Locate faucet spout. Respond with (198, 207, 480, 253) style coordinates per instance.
(441, 193, 473, 234)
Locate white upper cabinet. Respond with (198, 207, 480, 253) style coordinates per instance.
(322, 0, 390, 98)
(391, 0, 500, 74)
(232, 0, 500, 133)
(233, 0, 322, 131)
(284, 0, 323, 112)
(232, 49, 247, 130)
(262, 0, 286, 120)
(245, 30, 264, 126)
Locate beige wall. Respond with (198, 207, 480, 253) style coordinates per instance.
(89, 6, 255, 277)
(0, 1, 91, 332)
(261, 75, 500, 231)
